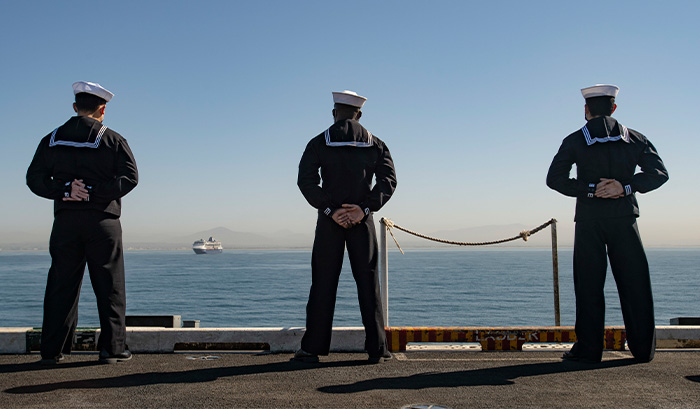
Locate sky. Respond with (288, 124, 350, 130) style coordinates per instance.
(1, 0, 699, 247)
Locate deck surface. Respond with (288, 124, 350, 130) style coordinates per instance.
(1, 350, 699, 408)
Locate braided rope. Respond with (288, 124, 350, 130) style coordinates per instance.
(381, 218, 557, 247)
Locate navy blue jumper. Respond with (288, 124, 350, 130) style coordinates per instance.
(547, 115, 668, 362)
(297, 119, 397, 356)
(27, 116, 138, 359)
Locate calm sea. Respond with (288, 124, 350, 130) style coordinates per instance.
(1, 248, 698, 328)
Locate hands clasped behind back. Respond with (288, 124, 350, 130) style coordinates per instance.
(595, 178, 624, 199)
(331, 204, 365, 229)
(63, 179, 89, 202)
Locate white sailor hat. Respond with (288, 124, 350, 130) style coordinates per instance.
(72, 81, 114, 102)
(332, 90, 367, 108)
(581, 84, 619, 99)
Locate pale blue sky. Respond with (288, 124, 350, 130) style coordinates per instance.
(1, 1, 698, 246)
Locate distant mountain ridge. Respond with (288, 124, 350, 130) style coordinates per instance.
(169, 226, 313, 249)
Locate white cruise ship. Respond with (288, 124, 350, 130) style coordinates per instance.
(192, 237, 223, 254)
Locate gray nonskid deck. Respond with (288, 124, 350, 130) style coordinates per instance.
(1, 350, 699, 408)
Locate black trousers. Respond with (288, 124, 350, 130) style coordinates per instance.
(573, 216, 655, 362)
(301, 214, 388, 356)
(41, 210, 127, 359)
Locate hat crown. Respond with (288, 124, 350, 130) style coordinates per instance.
(581, 84, 619, 99)
(332, 90, 367, 108)
(72, 81, 114, 102)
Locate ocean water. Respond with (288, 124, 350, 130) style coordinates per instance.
(1, 248, 698, 328)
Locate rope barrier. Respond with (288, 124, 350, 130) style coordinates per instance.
(378, 217, 562, 327)
(380, 217, 557, 249)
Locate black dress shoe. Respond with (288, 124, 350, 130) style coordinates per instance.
(99, 349, 132, 364)
(368, 352, 393, 364)
(291, 349, 319, 363)
(39, 353, 65, 365)
(562, 350, 599, 364)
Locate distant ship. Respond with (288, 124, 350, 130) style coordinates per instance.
(192, 237, 223, 254)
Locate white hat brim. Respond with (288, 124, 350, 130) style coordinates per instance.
(72, 81, 114, 102)
(581, 84, 619, 99)
(332, 90, 366, 108)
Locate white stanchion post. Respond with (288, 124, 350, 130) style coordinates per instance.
(380, 219, 389, 327)
(551, 219, 561, 327)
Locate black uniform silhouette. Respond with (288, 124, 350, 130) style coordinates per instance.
(298, 118, 397, 357)
(547, 115, 667, 362)
(27, 114, 138, 360)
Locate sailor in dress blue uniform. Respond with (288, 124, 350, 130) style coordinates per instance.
(295, 90, 397, 363)
(27, 81, 138, 364)
(547, 84, 668, 363)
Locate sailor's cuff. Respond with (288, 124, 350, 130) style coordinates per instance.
(587, 183, 596, 199)
(63, 181, 72, 198)
(364, 207, 370, 216)
(324, 207, 333, 217)
(624, 184, 632, 196)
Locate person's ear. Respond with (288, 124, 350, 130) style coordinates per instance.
(73, 103, 78, 113)
(332, 109, 336, 120)
(611, 104, 617, 114)
(355, 110, 362, 120)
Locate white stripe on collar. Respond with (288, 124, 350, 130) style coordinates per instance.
(582, 124, 629, 146)
(49, 125, 107, 149)
(325, 128, 374, 147)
